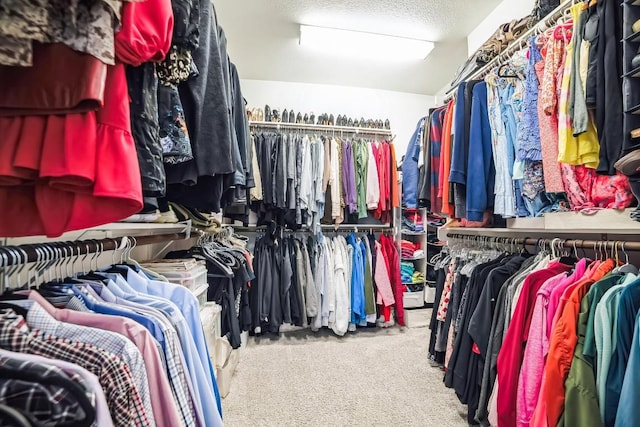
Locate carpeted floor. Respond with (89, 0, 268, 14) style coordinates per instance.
(222, 311, 467, 427)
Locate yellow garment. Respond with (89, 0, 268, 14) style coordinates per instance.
(557, 4, 599, 168)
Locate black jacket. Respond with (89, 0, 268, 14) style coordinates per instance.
(127, 63, 166, 198)
(594, 0, 624, 174)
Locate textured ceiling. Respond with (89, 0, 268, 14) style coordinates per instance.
(215, 0, 503, 95)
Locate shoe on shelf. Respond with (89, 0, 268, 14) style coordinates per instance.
(271, 109, 280, 122)
(336, 114, 343, 126)
(154, 206, 179, 223)
(614, 149, 640, 176)
(264, 104, 272, 122)
(303, 113, 309, 124)
(347, 117, 354, 127)
(121, 211, 160, 223)
(384, 119, 391, 129)
(282, 109, 289, 123)
(328, 114, 335, 126)
(289, 109, 296, 123)
(632, 45, 640, 69)
(359, 117, 366, 128)
(296, 112, 303, 123)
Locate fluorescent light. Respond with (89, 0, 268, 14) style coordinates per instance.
(299, 25, 434, 61)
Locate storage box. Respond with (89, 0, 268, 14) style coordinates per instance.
(403, 289, 425, 309)
(191, 283, 209, 309)
(215, 337, 239, 398)
(161, 264, 207, 292)
(200, 302, 222, 369)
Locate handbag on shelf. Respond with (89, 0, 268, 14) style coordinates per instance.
(449, 16, 531, 88)
(528, 0, 561, 28)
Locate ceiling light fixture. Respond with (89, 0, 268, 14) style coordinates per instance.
(299, 25, 435, 61)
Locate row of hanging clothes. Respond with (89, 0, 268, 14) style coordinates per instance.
(0, 237, 224, 427)
(247, 224, 405, 336)
(0, 0, 253, 238)
(410, 1, 635, 225)
(249, 128, 400, 232)
(429, 234, 640, 427)
(165, 227, 254, 350)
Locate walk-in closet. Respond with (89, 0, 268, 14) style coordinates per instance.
(2, 0, 640, 426)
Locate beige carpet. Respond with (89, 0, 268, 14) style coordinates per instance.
(222, 310, 468, 427)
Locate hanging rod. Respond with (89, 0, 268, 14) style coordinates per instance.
(234, 224, 394, 233)
(443, 0, 573, 101)
(0, 231, 190, 267)
(249, 120, 393, 136)
(447, 234, 640, 252)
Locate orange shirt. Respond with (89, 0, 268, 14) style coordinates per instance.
(540, 259, 614, 426)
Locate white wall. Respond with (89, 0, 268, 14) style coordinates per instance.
(467, 0, 535, 56)
(241, 79, 436, 159)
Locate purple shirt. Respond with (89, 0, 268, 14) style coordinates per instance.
(342, 141, 357, 213)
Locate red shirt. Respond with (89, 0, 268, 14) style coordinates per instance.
(497, 260, 572, 427)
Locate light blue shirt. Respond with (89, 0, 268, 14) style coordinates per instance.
(102, 273, 222, 427)
(615, 311, 640, 426)
(73, 284, 167, 352)
(348, 234, 366, 325)
(72, 283, 198, 427)
(126, 269, 222, 416)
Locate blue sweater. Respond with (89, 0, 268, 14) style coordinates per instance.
(401, 117, 426, 208)
(466, 82, 495, 222)
(449, 83, 468, 186)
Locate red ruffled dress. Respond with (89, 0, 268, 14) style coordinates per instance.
(0, 0, 173, 237)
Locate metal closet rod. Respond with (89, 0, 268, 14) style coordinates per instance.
(443, 0, 574, 101)
(447, 234, 640, 252)
(0, 232, 189, 267)
(235, 224, 394, 233)
(249, 120, 393, 136)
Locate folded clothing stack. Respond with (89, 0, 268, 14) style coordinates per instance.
(412, 271, 426, 283)
(402, 210, 424, 232)
(401, 240, 423, 259)
(426, 213, 446, 228)
(401, 262, 416, 284)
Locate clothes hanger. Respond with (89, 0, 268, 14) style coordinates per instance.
(558, 239, 578, 265)
(497, 63, 519, 78)
(104, 237, 140, 275)
(616, 241, 638, 274)
(77, 241, 109, 282)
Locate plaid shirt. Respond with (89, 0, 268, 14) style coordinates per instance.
(26, 302, 156, 427)
(133, 304, 199, 427)
(0, 309, 151, 427)
(75, 286, 197, 427)
(0, 355, 93, 426)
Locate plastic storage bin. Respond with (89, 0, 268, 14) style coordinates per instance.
(191, 283, 209, 309)
(403, 288, 425, 309)
(160, 265, 207, 292)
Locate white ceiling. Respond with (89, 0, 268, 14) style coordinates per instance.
(215, 0, 503, 95)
